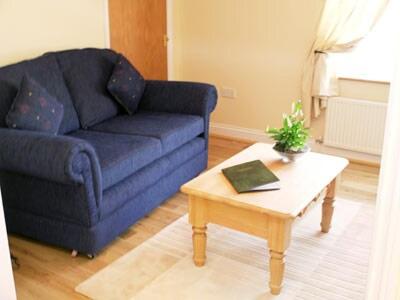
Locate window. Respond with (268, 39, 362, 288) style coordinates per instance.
(332, 1, 399, 82)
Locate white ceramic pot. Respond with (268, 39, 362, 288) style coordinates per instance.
(273, 145, 310, 163)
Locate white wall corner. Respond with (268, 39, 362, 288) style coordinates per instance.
(210, 122, 381, 164)
(0, 195, 16, 300)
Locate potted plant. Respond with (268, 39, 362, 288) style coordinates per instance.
(266, 100, 310, 162)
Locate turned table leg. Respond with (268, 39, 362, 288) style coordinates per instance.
(269, 249, 286, 295)
(189, 196, 208, 267)
(268, 217, 292, 295)
(192, 225, 207, 266)
(321, 178, 336, 233)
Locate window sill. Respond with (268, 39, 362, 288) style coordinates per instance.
(338, 76, 391, 85)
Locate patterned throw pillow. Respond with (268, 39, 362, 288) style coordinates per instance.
(6, 75, 64, 134)
(107, 55, 146, 115)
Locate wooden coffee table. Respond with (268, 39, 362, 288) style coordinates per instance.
(181, 143, 348, 295)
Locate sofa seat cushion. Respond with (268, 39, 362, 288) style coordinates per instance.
(101, 137, 206, 217)
(90, 111, 204, 154)
(68, 130, 162, 190)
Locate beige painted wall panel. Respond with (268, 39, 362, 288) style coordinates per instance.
(172, 0, 324, 129)
(0, 0, 109, 67)
(339, 79, 390, 103)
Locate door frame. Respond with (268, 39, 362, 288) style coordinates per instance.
(166, 0, 174, 80)
(103, 0, 111, 48)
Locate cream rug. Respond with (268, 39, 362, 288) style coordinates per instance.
(76, 198, 374, 300)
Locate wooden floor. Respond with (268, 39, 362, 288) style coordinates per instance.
(9, 136, 380, 299)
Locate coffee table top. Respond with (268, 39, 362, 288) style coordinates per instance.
(181, 143, 348, 218)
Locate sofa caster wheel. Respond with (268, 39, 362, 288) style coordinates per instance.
(87, 254, 95, 259)
(71, 250, 78, 257)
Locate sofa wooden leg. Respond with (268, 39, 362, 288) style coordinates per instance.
(71, 249, 78, 257)
(87, 253, 95, 259)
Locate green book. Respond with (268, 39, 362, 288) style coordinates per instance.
(222, 160, 280, 193)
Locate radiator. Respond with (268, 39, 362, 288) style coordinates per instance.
(324, 97, 387, 155)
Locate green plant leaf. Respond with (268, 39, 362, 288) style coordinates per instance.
(265, 100, 309, 152)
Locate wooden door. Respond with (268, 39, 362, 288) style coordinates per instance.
(109, 0, 168, 80)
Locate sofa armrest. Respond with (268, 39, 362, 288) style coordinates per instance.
(139, 80, 218, 117)
(0, 129, 102, 203)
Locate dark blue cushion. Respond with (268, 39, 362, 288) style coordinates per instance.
(107, 54, 145, 114)
(55, 48, 122, 128)
(0, 54, 80, 133)
(90, 111, 204, 154)
(68, 130, 162, 190)
(6, 75, 64, 134)
(101, 137, 206, 216)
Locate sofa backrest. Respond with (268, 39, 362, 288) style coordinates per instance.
(0, 54, 81, 134)
(0, 48, 126, 134)
(55, 48, 122, 129)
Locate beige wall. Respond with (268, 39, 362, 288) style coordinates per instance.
(172, 0, 324, 129)
(0, 0, 109, 67)
(171, 0, 389, 142)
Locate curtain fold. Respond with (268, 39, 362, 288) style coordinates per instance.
(302, 0, 389, 120)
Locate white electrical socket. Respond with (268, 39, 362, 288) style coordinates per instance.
(220, 87, 237, 99)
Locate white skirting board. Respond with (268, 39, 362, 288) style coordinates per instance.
(210, 122, 381, 164)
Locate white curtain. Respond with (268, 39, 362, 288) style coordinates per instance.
(302, 0, 389, 119)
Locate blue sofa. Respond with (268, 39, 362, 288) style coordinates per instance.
(0, 48, 217, 255)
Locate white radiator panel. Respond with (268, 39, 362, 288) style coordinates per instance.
(324, 97, 387, 155)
